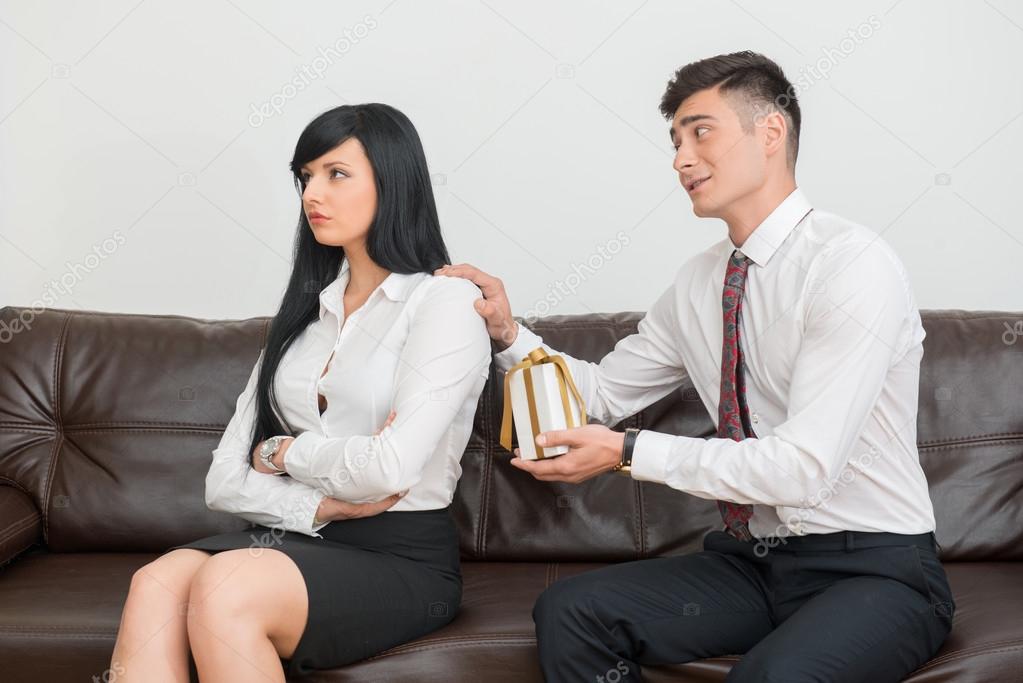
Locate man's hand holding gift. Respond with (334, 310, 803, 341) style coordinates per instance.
(511, 424, 625, 483)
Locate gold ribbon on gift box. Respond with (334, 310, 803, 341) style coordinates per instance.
(499, 347, 587, 457)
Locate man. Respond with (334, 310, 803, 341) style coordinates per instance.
(436, 51, 953, 682)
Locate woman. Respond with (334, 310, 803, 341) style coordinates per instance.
(109, 103, 491, 681)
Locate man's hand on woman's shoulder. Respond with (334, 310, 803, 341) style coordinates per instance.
(434, 263, 518, 350)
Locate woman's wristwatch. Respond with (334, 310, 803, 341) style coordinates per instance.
(258, 435, 288, 475)
(611, 428, 640, 475)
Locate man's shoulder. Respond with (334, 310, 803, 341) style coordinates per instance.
(801, 209, 910, 283)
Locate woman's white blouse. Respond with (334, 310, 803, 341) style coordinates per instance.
(203, 257, 492, 538)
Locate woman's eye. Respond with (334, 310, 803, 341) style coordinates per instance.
(330, 168, 348, 179)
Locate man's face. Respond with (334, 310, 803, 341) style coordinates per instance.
(670, 85, 770, 220)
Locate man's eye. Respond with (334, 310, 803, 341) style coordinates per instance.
(695, 127, 709, 138)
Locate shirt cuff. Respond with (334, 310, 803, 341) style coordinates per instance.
(282, 431, 321, 484)
(493, 323, 544, 371)
(629, 430, 677, 484)
(307, 488, 330, 538)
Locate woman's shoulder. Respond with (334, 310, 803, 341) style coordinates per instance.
(404, 274, 488, 341)
(411, 272, 484, 306)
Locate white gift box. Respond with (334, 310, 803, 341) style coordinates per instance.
(500, 348, 587, 460)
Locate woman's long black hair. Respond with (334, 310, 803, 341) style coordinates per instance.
(246, 103, 450, 464)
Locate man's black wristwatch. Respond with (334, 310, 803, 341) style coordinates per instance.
(612, 428, 640, 475)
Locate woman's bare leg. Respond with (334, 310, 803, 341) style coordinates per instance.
(185, 547, 309, 683)
(110, 548, 212, 682)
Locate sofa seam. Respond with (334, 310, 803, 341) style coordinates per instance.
(0, 513, 41, 545)
(41, 312, 72, 544)
(63, 421, 227, 428)
(911, 642, 1023, 672)
(365, 634, 537, 660)
(918, 437, 1023, 452)
(0, 477, 33, 497)
(60, 428, 229, 435)
(0, 536, 40, 569)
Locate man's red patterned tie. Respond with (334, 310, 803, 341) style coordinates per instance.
(716, 249, 756, 541)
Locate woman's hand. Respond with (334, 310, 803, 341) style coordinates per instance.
(313, 409, 402, 523)
(375, 409, 397, 435)
(314, 490, 407, 523)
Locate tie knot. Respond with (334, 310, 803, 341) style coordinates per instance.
(732, 249, 752, 267)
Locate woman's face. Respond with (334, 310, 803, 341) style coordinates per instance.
(297, 137, 378, 248)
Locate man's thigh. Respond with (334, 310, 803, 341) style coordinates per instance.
(727, 574, 951, 683)
(535, 546, 774, 666)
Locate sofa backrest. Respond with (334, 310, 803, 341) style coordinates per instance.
(1, 306, 1020, 561)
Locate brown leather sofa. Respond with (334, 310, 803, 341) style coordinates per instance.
(1, 305, 1020, 682)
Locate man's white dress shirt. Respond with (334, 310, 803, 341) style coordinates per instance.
(496, 187, 936, 538)
(204, 256, 492, 538)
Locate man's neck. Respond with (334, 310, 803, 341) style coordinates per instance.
(721, 175, 797, 248)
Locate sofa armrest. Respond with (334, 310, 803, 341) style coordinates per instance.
(0, 485, 42, 568)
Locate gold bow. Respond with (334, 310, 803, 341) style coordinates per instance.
(499, 347, 587, 457)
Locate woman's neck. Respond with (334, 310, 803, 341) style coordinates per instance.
(343, 246, 390, 298)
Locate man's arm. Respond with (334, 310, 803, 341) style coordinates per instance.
(436, 263, 690, 427)
(628, 241, 921, 508)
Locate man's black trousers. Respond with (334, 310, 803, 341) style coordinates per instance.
(534, 529, 955, 682)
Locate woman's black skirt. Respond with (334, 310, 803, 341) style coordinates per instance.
(169, 507, 462, 676)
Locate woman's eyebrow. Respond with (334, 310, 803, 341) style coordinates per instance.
(300, 160, 352, 171)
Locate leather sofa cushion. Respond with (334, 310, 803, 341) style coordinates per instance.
(0, 550, 1018, 682)
(0, 486, 40, 568)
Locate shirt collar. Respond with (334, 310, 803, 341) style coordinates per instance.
(318, 256, 422, 321)
(731, 187, 813, 267)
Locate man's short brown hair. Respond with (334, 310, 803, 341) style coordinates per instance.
(660, 51, 801, 168)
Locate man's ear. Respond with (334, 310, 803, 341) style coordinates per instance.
(759, 109, 788, 160)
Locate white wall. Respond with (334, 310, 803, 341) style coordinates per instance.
(2, 0, 1021, 322)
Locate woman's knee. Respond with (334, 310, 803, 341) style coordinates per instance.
(128, 548, 211, 608)
(185, 550, 258, 620)
(185, 548, 309, 657)
(186, 549, 302, 623)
